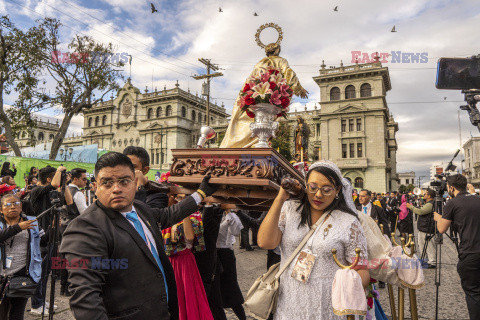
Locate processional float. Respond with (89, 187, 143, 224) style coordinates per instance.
(165, 23, 425, 320)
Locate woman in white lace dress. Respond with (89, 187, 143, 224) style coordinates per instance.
(258, 161, 370, 320)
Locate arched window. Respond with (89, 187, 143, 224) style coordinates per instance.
(102, 115, 107, 125)
(330, 87, 340, 101)
(88, 117, 92, 127)
(360, 83, 372, 97)
(204, 115, 207, 122)
(38, 132, 44, 141)
(354, 177, 364, 189)
(147, 108, 153, 119)
(181, 106, 186, 118)
(210, 116, 213, 124)
(49, 134, 54, 140)
(156, 107, 162, 118)
(191, 110, 196, 121)
(166, 105, 172, 116)
(198, 112, 202, 123)
(345, 85, 356, 99)
(95, 116, 99, 126)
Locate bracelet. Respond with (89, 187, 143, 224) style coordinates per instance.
(196, 189, 206, 199)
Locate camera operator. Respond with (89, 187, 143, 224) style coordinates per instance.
(434, 174, 480, 320)
(407, 189, 436, 269)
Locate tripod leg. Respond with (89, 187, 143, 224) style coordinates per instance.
(408, 288, 419, 320)
(398, 287, 405, 320)
(388, 284, 397, 320)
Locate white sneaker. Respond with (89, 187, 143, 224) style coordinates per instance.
(30, 306, 49, 315)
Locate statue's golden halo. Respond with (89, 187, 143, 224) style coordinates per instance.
(255, 22, 283, 50)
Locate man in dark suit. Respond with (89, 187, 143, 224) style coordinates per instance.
(60, 152, 218, 320)
(357, 189, 391, 236)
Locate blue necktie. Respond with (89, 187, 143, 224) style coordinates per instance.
(363, 206, 368, 214)
(126, 211, 168, 301)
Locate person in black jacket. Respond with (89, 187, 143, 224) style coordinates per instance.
(357, 189, 391, 235)
(123, 146, 168, 209)
(0, 162, 16, 178)
(60, 152, 218, 320)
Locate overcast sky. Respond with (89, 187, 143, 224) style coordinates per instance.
(2, 0, 480, 185)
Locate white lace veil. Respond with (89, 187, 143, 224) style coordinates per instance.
(307, 160, 358, 213)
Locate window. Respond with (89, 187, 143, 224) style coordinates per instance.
(191, 110, 196, 121)
(330, 87, 340, 101)
(198, 112, 202, 123)
(166, 105, 172, 116)
(349, 119, 354, 131)
(147, 108, 153, 119)
(88, 117, 92, 127)
(95, 116, 99, 126)
(210, 116, 213, 124)
(342, 144, 347, 158)
(360, 83, 372, 97)
(157, 107, 162, 118)
(354, 177, 364, 189)
(356, 118, 361, 131)
(345, 85, 356, 99)
(49, 134, 54, 140)
(102, 115, 107, 126)
(316, 123, 320, 136)
(406, 179, 409, 185)
(388, 149, 391, 158)
(38, 132, 44, 141)
(357, 143, 363, 157)
(181, 106, 186, 118)
(349, 143, 355, 158)
(341, 120, 346, 132)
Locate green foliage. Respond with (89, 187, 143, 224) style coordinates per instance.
(399, 184, 407, 193)
(271, 121, 292, 161)
(406, 184, 415, 192)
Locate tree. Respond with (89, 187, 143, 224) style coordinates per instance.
(0, 16, 48, 156)
(271, 121, 292, 161)
(34, 18, 124, 159)
(399, 184, 407, 193)
(406, 184, 415, 193)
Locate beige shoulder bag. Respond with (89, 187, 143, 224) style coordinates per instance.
(243, 212, 330, 320)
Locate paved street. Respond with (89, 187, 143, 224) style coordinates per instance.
(24, 228, 468, 320)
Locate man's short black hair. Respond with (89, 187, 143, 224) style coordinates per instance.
(425, 188, 436, 199)
(122, 146, 150, 168)
(71, 168, 87, 180)
(447, 174, 468, 192)
(39, 166, 57, 185)
(95, 152, 134, 177)
(360, 189, 372, 196)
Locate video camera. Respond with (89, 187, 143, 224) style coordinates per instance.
(436, 55, 480, 132)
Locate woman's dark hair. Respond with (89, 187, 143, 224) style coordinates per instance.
(27, 174, 37, 185)
(295, 166, 358, 227)
(95, 152, 134, 177)
(1, 162, 10, 173)
(29, 167, 37, 176)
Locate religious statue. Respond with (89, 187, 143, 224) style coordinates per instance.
(294, 116, 310, 162)
(220, 23, 308, 148)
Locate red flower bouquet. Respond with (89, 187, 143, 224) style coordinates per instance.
(239, 68, 293, 119)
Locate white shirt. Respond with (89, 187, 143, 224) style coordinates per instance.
(216, 212, 243, 249)
(120, 206, 159, 254)
(69, 183, 88, 214)
(361, 202, 372, 217)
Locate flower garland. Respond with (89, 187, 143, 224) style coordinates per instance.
(239, 68, 293, 119)
(366, 278, 380, 320)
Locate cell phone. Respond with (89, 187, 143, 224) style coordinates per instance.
(436, 57, 480, 90)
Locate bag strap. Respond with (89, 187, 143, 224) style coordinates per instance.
(274, 211, 331, 280)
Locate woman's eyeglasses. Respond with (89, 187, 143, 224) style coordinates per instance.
(306, 183, 336, 196)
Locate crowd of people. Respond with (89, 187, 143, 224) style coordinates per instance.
(0, 151, 479, 319)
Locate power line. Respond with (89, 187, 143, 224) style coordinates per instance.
(6, 0, 194, 78)
(56, 0, 199, 71)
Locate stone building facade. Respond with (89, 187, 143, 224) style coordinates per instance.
(398, 171, 416, 187)
(463, 136, 480, 187)
(82, 79, 229, 169)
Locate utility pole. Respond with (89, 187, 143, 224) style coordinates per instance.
(192, 59, 223, 126)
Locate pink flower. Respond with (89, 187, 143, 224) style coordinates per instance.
(269, 90, 282, 105)
(260, 72, 270, 83)
(252, 82, 273, 99)
(279, 84, 291, 97)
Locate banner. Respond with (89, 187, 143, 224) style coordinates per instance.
(6, 143, 99, 163)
